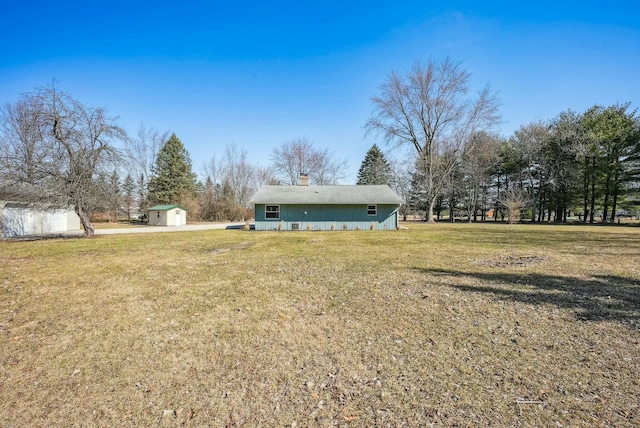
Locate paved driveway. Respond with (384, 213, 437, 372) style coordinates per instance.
(65, 222, 250, 236)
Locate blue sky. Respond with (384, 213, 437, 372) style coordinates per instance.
(1, 1, 639, 182)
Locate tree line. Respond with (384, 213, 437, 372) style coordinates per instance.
(0, 86, 349, 235)
(395, 103, 640, 224)
(1, 60, 638, 237)
(365, 58, 640, 224)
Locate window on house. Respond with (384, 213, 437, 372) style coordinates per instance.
(265, 205, 280, 219)
(367, 205, 377, 216)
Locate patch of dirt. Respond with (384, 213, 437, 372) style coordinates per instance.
(2, 234, 74, 242)
(207, 248, 231, 254)
(206, 242, 253, 254)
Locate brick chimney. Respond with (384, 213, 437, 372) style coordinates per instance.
(298, 173, 309, 186)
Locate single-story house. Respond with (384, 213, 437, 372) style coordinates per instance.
(249, 181, 404, 231)
(1, 201, 81, 238)
(147, 204, 187, 226)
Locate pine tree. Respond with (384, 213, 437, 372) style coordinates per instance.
(122, 174, 136, 220)
(356, 144, 393, 185)
(148, 134, 197, 205)
(108, 170, 121, 221)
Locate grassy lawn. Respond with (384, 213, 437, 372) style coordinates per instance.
(1, 223, 639, 426)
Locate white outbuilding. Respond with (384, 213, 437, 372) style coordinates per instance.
(147, 205, 188, 226)
(1, 202, 81, 238)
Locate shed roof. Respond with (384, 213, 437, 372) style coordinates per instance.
(249, 185, 404, 205)
(147, 204, 188, 211)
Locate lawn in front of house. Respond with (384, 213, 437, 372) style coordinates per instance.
(1, 223, 638, 426)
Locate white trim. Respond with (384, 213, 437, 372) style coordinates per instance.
(265, 205, 280, 219)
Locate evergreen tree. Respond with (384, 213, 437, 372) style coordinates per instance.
(108, 170, 121, 221)
(148, 134, 197, 205)
(544, 111, 582, 223)
(582, 104, 640, 223)
(93, 170, 112, 215)
(356, 144, 393, 185)
(122, 174, 136, 220)
(200, 177, 217, 221)
(93, 169, 121, 221)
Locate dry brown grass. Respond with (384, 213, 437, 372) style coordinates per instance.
(1, 223, 639, 426)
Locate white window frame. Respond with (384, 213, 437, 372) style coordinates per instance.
(265, 205, 280, 219)
(367, 205, 377, 216)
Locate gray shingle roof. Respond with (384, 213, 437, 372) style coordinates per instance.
(249, 185, 404, 205)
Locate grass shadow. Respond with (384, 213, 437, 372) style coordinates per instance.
(417, 268, 640, 329)
(2, 233, 83, 242)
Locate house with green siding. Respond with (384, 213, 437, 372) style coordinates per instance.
(250, 180, 404, 231)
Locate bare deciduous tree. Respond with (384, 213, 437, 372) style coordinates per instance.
(125, 123, 169, 211)
(270, 137, 314, 185)
(500, 187, 527, 224)
(365, 58, 500, 222)
(0, 96, 47, 185)
(0, 85, 126, 236)
(388, 157, 412, 220)
(312, 146, 349, 185)
(201, 143, 259, 220)
(203, 154, 224, 190)
(270, 137, 348, 185)
(460, 132, 501, 221)
(254, 165, 279, 186)
(222, 143, 255, 209)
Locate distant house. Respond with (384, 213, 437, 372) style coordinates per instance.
(250, 177, 404, 231)
(1, 202, 81, 238)
(147, 205, 187, 226)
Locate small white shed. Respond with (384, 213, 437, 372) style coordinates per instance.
(147, 205, 188, 226)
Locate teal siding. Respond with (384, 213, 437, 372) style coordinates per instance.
(254, 204, 399, 231)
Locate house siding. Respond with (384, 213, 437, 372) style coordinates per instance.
(254, 204, 399, 231)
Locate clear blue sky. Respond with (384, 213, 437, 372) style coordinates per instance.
(1, 1, 639, 182)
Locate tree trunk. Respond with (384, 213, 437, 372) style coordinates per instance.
(535, 189, 543, 222)
(582, 157, 590, 223)
(528, 170, 538, 223)
(471, 187, 478, 223)
(538, 191, 545, 222)
(611, 169, 620, 224)
(76, 208, 95, 237)
(602, 164, 612, 223)
(530, 193, 537, 224)
(426, 196, 437, 223)
(589, 157, 597, 223)
(610, 151, 622, 224)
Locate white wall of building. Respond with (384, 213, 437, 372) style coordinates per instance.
(1, 204, 81, 237)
